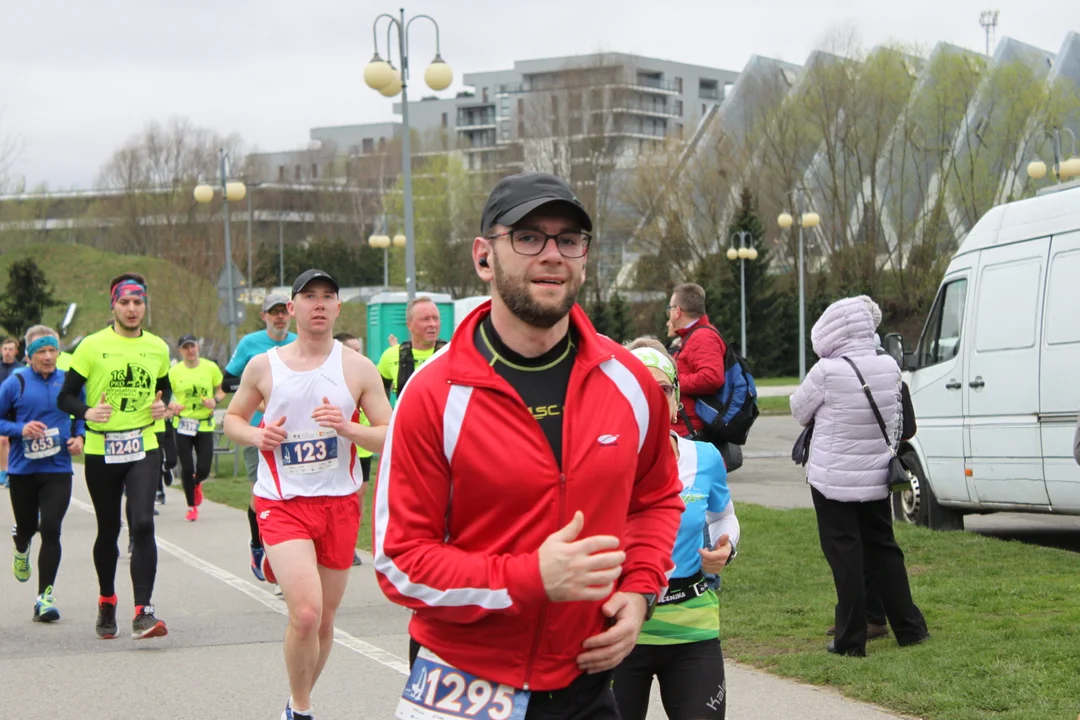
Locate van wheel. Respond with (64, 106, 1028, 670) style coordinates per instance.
(892, 453, 922, 525)
(894, 450, 963, 531)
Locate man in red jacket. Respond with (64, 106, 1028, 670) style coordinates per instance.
(374, 172, 683, 720)
(667, 282, 727, 438)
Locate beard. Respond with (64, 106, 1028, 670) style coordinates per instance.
(492, 254, 581, 330)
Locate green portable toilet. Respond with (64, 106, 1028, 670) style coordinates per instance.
(366, 292, 454, 396)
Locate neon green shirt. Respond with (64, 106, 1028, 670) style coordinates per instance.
(168, 359, 224, 432)
(355, 410, 373, 459)
(56, 352, 73, 371)
(377, 344, 437, 394)
(70, 326, 171, 455)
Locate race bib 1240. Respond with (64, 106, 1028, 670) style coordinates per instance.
(104, 429, 146, 464)
(395, 648, 529, 720)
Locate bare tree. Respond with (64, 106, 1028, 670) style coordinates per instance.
(383, 152, 487, 298)
(522, 55, 639, 300)
(0, 110, 24, 193)
(93, 117, 244, 257)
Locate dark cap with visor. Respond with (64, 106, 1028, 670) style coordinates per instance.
(291, 269, 340, 297)
(480, 172, 592, 234)
(177, 334, 198, 348)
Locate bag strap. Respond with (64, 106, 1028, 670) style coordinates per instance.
(677, 404, 698, 439)
(840, 357, 894, 455)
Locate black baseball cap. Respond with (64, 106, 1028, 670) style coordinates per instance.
(177, 334, 198, 348)
(291, 269, 340, 297)
(480, 172, 592, 234)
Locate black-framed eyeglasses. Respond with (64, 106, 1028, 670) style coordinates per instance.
(658, 383, 676, 398)
(665, 305, 680, 312)
(486, 229, 591, 258)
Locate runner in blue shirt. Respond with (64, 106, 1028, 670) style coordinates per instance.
(221, 291, 295, 581)
(615, 338, 741, 720)
(0, 325, 85, 622)
(0, 336, 25, 487)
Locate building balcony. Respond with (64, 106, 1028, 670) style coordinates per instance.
(609, 102, 680, 118)
(457, 114, 497, 130)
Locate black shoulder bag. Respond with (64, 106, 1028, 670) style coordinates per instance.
(841, 357, 912, 493)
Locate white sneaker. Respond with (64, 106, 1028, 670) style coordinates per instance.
(273, 584, 283, 597)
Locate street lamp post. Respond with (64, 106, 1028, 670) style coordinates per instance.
(363, 9, 453, 301)
(1026, 128, 1080, 184)
(245, 181, 262, 291)
(778, 192, 820, 381)
(726, 231, 759, 358)
(194, 149, 247, 354)
(368, 218, 408, 291)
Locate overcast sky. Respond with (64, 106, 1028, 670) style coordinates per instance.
(2, 0, 1076, 190)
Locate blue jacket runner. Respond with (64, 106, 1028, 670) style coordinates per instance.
(0, 368, 85, 475)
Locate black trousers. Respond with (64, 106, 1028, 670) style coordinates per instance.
(156, 427, 177, 491)
(176, 431, 214, 507)
(409, 638, 620, 720)
(614, 638, 726, 720)
(86, 451, 161, 606)
(811, 488, 928, 654)
(9, 472, 72, 595)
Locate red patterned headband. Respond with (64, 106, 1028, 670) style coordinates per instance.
(111, 280, 147, 308)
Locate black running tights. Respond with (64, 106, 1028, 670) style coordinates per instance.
(613, 638, 727, 720)
(9, 472, 72, 595)
(85, 451, 160, 605)
(176, 431, 214, 507)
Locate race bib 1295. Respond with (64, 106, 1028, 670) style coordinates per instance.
(396, 648, 529, 720)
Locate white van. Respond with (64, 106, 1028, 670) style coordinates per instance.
(884, 182, 1080, 529)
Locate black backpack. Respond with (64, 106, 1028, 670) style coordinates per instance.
(397, 340, 447, 392)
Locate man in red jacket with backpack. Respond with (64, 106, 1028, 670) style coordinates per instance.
(374, 172, 683, 720)
(666, 282, 727, 438)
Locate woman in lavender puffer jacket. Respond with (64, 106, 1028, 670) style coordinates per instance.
(790, 296, 929, 657)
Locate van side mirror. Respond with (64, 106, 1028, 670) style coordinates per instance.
(882, 333, 906, 368)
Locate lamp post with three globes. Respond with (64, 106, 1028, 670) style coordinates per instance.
(363, 10, 453, 300)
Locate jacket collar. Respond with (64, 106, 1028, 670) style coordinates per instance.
(446, 301, 610, 386)
(674, 314, 712, 338)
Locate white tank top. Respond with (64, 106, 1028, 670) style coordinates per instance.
(254, 341, 361, 500)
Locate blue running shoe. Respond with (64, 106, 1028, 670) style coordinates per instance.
(250, 543, 266, 582)
(34, 586, 60, 623)
(282, 700, 314, 720)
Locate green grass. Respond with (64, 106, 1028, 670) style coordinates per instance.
(201, 454, 376, 552)
(0, 244, 370, 358)
(756, 376, 800, 387)
(757, 395, 791, 414)
(720, 504, 1080, 720)
(192, 457, 1080, 718)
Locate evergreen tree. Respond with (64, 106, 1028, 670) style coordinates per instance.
(0, 258, 60, 345)
(694, 189, 794, 376)
(607, 292, 633, 343)
(589, 298, 610, 337)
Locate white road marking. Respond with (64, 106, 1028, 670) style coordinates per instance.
(70, 497, 410, 676)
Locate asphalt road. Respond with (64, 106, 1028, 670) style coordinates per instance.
(0, 448, 911, 720)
